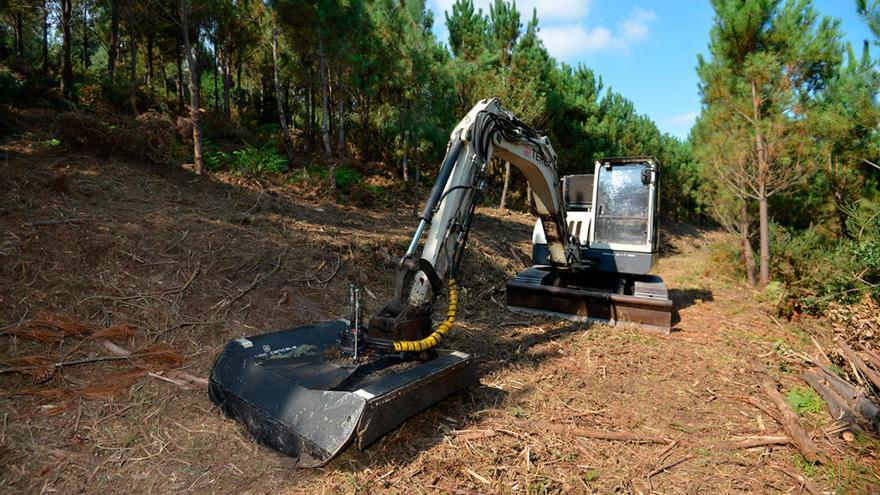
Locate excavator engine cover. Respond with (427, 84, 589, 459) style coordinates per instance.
(209, 320, 476, 467)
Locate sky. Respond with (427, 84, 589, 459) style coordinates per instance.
(426, 0, 877, 140)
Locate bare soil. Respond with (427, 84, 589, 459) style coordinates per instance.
(1, 131, 878, 494)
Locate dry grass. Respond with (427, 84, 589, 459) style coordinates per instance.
(1, 120, 878, 494)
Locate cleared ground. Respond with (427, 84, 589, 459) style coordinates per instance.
(1, 131, 878, 494)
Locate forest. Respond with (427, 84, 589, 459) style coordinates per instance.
(1, 0, 879, 493)
(3, 0, 877, 311)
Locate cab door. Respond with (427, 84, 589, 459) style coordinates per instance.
(590, 161, 654, 251)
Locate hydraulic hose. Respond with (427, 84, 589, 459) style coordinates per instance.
(392, 279, 458, 352)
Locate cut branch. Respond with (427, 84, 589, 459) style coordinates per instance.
(758, 371, 821, 463)
(725, 436, 790, 450)
(837, 337, 880, 391)
(534, 420, 670, 444)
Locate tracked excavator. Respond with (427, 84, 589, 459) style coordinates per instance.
(208, 98, 672, 467)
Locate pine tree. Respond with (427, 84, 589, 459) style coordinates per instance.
(446, 0, 488, 61)
(695, 0, 842, 287)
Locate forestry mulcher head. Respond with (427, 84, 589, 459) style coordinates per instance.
(209, 320, 476, 467)
(209, 279, 477, 467)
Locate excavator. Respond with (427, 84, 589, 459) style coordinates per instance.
(208, 98, 672, 467)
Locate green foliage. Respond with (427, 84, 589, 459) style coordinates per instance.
(203, 141, 232, 171)
(771, 201, 880, 313)
(203, 140, 287, 174)
(446, 0, 489, 60)
(526, 477, 552, 495)
(229, 143, 288, 174)
(36, 138, 61, 149)
(826, 363, 845, 378)
(0, 69, 21, 104)
(333, 167, 362, 193)
(1, 0, 704, 220)
(794, 454, 819, 477)
(785, 386, 824, 415)
(582, 469, 600, 483)
(756, 280, 785, 305)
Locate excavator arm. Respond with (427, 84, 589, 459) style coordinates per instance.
(209, 98, 591, 468)
(367, 98, 578, 343)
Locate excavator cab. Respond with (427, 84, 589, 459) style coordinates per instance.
(508, 157, 672, 329)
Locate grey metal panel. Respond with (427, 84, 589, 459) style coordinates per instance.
(580, 247, 656, 275)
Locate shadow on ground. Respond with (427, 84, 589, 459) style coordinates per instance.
(668, 288, 714, 326)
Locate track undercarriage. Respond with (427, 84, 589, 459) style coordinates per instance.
(506, 267, 673, 332)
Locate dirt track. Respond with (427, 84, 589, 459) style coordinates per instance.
(1, 135, 878, 494)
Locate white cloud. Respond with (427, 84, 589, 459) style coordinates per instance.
(662, 111, 698, 127)
(618, 8, 656, 43)
(434, 0, 592, 22)
(540, 24, 613, 59)
(538, 8, 657, 59)
(432, 1, 657, 61)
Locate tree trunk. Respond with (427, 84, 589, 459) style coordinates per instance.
(403, 131, 409, 183)
(60, 0, 74, 99)
(833, 187, 852, 239)
(758, 189, 770, 288)
(41, 3, 49, 76)
(145, 32, 154, 87)
(259, 76, 270, 120)
(160, 54, 168, 97)
(361, 93, 370, 161)
(106, 0, 119, 96)
(758, 372, 821, 463)
(740, 200, 756, 286)
(15, 11, 24, 61)
(413, 154, 420, 219)
(272, 28, 295, 163)
(500, 161, 511, 211)
(317, 26, 332, 158)
(128, 29, 138, 116)
(175, 46, 185, 114)
(526, 182, 535, 211)
(308, 75, 315, 151)
(751, 80, 771, 288)
(222, 49, 231, 122)
(284, 82, 291, 124)
(336, 66, 345, 156)
(213, 55, 219, 113)
(402, 100, 409, 181)
(181, 0, 204, 175)
(82, 4, 90, 68)
(235, 47, 243, 114)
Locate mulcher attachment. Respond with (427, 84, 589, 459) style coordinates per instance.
(209, 320, 476, 467)
(506, 266, 673, 331)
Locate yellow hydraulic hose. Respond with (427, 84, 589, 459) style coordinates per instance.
(393, 279, 458, 352)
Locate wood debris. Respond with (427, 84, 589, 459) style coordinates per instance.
(801, 338, 880, 434)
